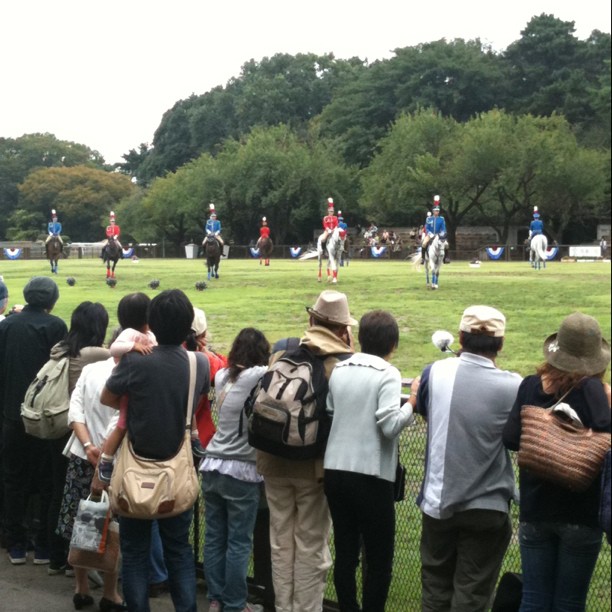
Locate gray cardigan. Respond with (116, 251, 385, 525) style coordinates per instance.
(324, 353, 414, 482)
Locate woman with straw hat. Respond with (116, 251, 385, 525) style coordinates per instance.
(503, 312, 611, 611)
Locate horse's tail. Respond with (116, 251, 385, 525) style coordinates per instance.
(409, 251, 422, 267)
(534, 235, 548, 261)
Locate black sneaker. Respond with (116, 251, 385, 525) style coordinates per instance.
(48, 561, 67, 575)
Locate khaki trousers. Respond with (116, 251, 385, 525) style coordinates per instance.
(264, 476, 332, 612)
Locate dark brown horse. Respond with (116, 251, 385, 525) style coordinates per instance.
(102, 238, 121, 279)
(204, 237, 221, 279)
(258, 236, 273, 266)
(45, 236, 63, 274)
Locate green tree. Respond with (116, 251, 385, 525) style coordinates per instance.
(14, 166, 133, 242)
(0, 133, 106, 239)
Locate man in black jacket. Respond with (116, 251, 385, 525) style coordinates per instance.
(0, 277, 67, 564)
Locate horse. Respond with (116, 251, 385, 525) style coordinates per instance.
(45, 236, 63, 274)
(410, 234, 447, 289)
(102, 238, 121, 279)
(317, 228, 343, 283)
(258, 236, 273, 266)
(530, 234, 548, 270)
(204, 237, 221, 280)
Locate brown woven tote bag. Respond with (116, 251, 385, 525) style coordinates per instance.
(518, 405, 611, 492)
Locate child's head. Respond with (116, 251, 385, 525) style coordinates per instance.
(117, 292, 151, 332)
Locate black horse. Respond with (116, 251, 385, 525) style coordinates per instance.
(102, 238, 122, 279)
(45, 236, 63, 274)
(204, 237, 221, 280)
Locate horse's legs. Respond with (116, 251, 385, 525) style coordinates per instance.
(215, 263, 219, 279)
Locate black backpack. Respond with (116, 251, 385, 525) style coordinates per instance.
(246, 344, 344, 460)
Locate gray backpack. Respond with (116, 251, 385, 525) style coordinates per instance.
(21, 355, 71, 439)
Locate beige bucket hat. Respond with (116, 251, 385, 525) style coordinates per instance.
(306, 290, 357, 326)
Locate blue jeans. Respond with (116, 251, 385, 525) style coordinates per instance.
(202, 471, 260, 612)
(519, 521, 603, 612)
(149, 520, 169, 584)
(120, 510, 196, 612)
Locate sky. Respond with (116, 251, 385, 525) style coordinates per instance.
(1, 0, 610, 166)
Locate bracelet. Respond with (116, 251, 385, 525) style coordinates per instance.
(83, 441, 92, 449)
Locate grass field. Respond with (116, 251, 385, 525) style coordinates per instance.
(1, 256, 610, 380)
(1, 255, 611, 610)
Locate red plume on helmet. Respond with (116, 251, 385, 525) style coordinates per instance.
(433, 195, 441, 210)
(327, 197, 334, 211)
(209, 203, 217, 217)
(109, 211, 116, 221)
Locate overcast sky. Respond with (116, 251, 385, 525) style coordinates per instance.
(1, 0, 610, 165)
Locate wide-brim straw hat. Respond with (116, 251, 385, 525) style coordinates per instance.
(306, 290, 357, 327)
(543, 312, 611, 376)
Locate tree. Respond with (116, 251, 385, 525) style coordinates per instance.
(320, 39, 506, 167)
(14, 166, 134, 242)
(0, 134, 107, 239)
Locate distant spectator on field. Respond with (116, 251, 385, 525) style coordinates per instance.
(414, 305, 522, 612)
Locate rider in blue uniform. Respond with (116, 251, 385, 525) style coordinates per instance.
(422, 195, 448, 263)
(204, 203, 224, 247)
(529, 206, 544, 238)
(45, 209, 63, 247)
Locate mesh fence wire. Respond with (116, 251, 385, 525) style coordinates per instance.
(195, 395, 611, 611)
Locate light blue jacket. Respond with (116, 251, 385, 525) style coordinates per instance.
(325, 353, 414, 482)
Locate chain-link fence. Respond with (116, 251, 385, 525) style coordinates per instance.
(194, 401, 611, 611)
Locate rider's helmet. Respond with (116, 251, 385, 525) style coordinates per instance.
(327, 197, 334, 213)
(262, 216, 267, 226)
(337, 210, 344, 222)
(432, 195, 441, 212)
(209, 203, 217, 219)
(109, 211, 116, 224)
(533, 206, 540, 219)
(51, 209, 58, 221)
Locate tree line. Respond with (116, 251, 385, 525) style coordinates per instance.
(1, 14, 610, 249)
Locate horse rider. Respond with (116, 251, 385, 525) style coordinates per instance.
(422, 195, 449, 263)
(45, 209, 63, 247)
(101, 211, 122, 257)
(256, 216, 270, 248)
(321, 197, 338, 245)
(529, 206, 544, 239)
(203, 203, 224, 248)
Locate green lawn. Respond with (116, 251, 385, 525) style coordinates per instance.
(1, 255, 610, 610)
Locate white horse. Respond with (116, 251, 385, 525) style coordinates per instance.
(317, 228, 343, 283)
(530, 234, 548, 270)
(411, 234, 447, 289)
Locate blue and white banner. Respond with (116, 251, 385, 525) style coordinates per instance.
(3, 248, 22, 260)
(122, 247, 135, 258)
(249, 247, 260, 258)
(290, 247, 302, 258)
(371, 246, 387, 258)
(545, 246, 559, 260)
(486, 247, 504, 260)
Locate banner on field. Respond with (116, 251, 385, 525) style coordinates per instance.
(249, 247, 260, 257)
(290, 247, 302, 258)
(371, 246, 387, 258)
(3, 248, 22, 260)
(545, 246, 559, 260)
(486, 247, 504, 260)
(122, 247, 135, 258)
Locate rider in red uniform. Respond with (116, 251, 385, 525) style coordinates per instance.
(257, 217, 271, 244)
(322, 197, 338, 243)
(102, 211, 122, 251)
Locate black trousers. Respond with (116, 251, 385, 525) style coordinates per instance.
(324, 469, 395, 612)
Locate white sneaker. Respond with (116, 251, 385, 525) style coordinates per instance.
(208, 601, 222, 611)
(244, 605, 264, 612)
